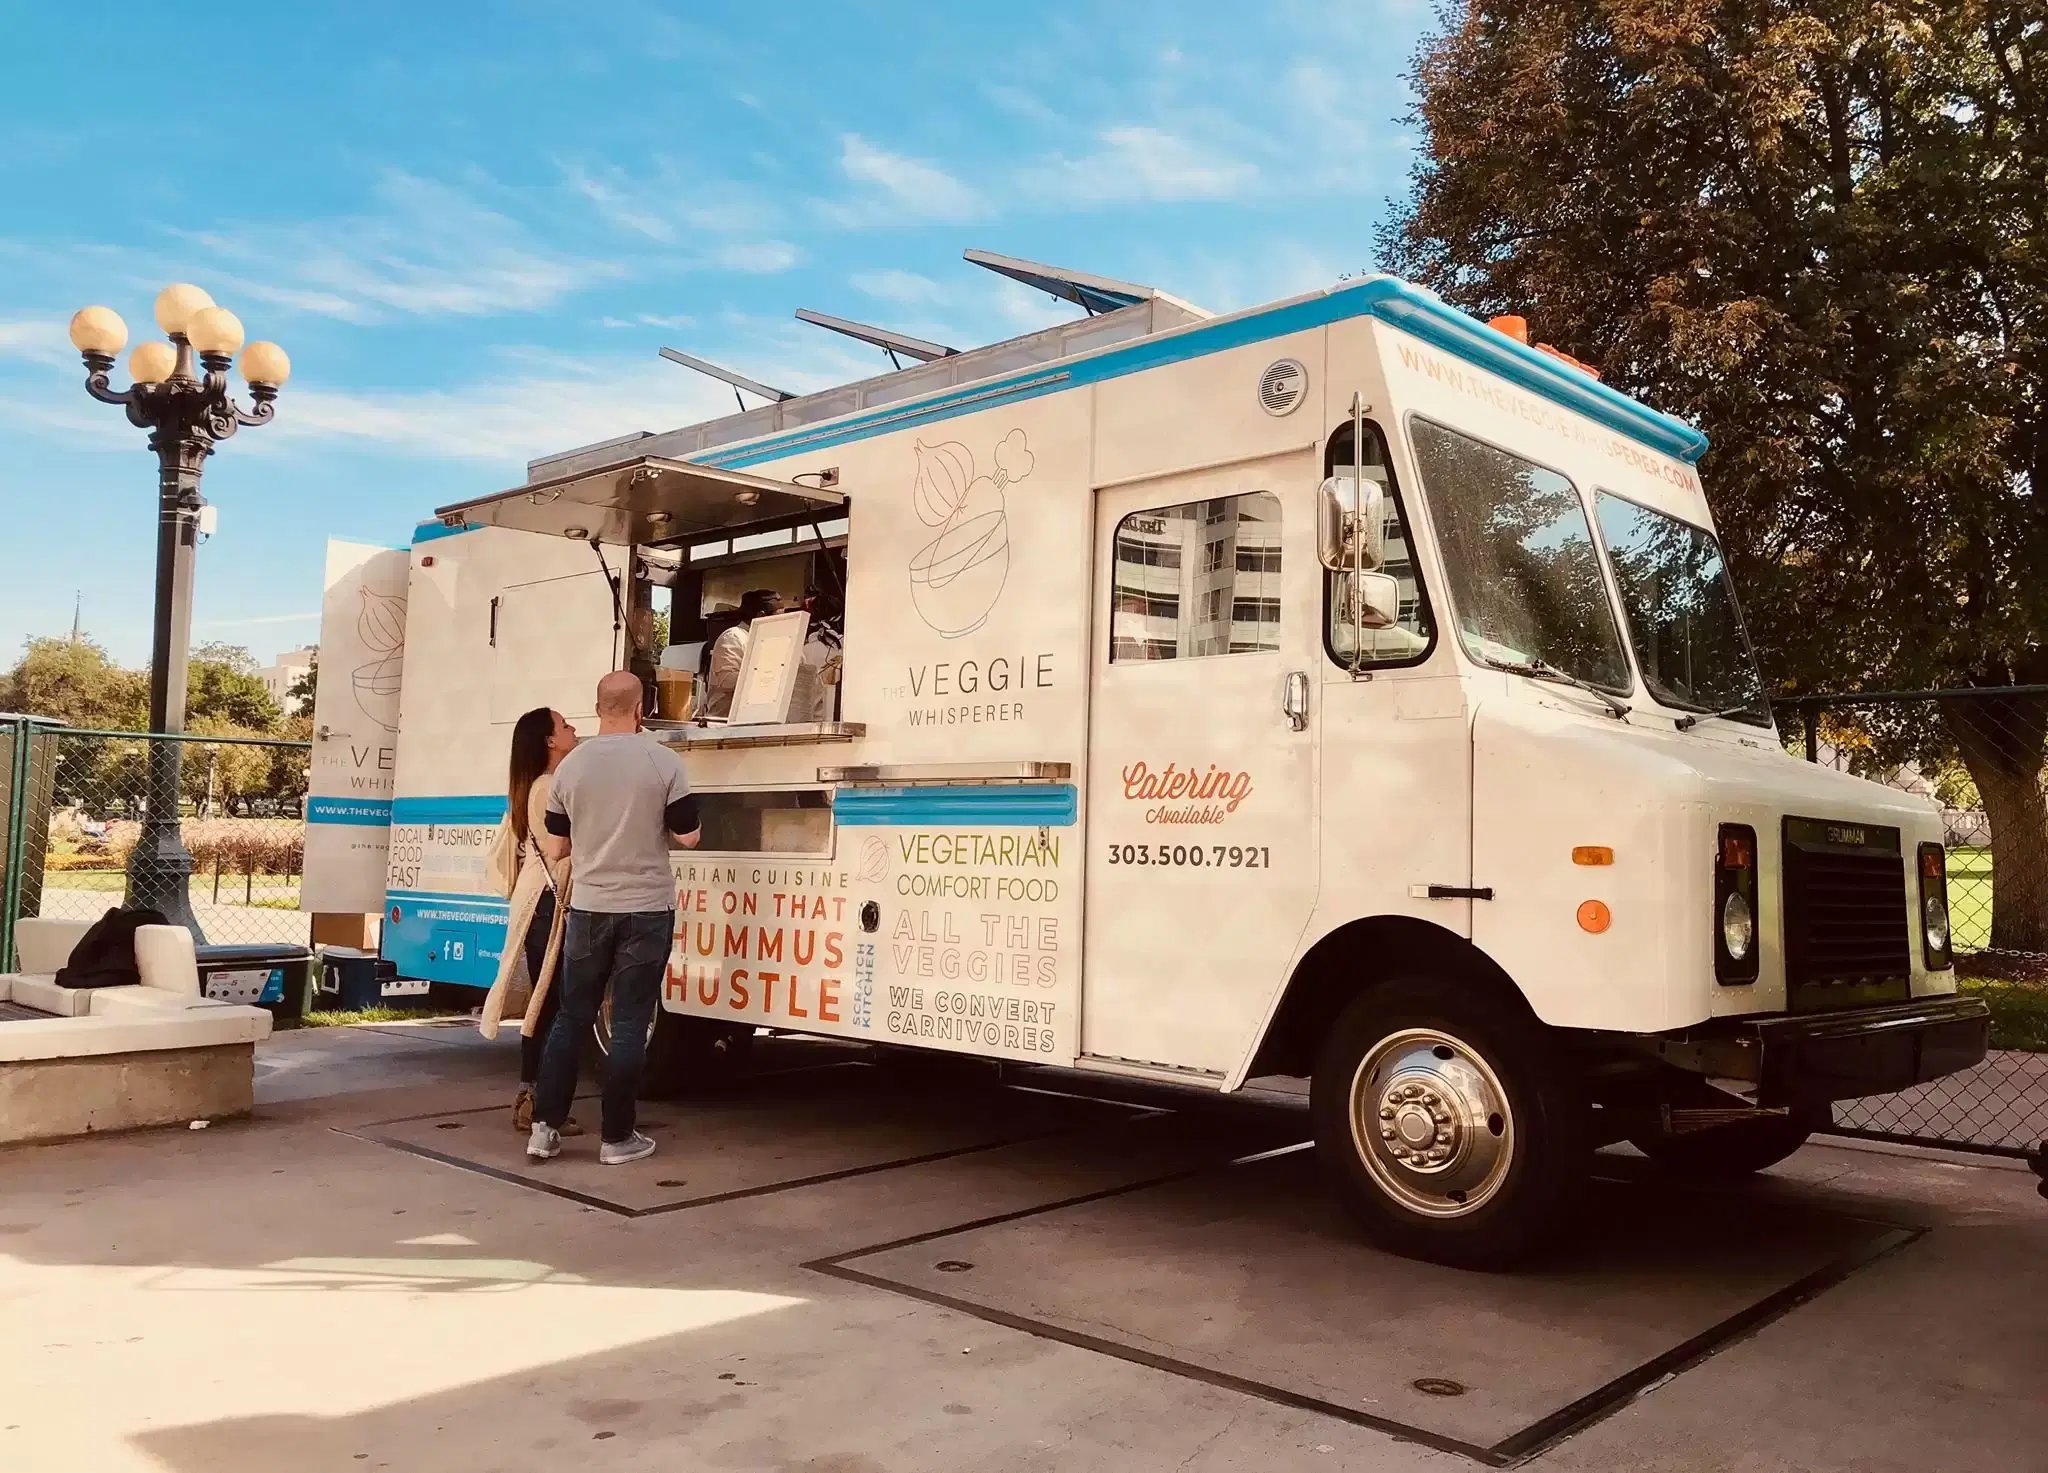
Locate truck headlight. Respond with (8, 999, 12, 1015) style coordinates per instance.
(1714, 824, 1761, 985)
(1722, 890, 1755, 962)
(1919, 843, 1953, 971)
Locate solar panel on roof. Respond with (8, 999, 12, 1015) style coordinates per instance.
(963, 248, 1157, 316)
(794, 309, 958, 365)
(657, 347, 794, 406)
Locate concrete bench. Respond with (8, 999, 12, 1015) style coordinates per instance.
(0, 917, 272, 1145)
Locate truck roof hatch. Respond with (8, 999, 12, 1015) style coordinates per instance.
(432, 454, 844, 547)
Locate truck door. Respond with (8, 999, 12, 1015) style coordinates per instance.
(1081, 451, 1321, 1075)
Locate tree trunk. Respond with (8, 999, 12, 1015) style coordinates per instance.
(1943, 693, 2048, 954)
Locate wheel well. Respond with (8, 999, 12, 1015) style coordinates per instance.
(1245, 916, 1534, 1079)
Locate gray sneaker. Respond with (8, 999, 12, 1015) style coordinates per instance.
(599, 1130, 656, 1166)
(525, 1122, 561, 1161)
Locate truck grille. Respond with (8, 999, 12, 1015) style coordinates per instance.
(1781, 817, 1911, 1010)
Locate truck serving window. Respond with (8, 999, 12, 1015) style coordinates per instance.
(1111, 493, 1282, 661)
(1409, 418, 1631, 694)
(1594, 492, 1769, 724)
(1323, 421, 1434, 668)
(692, 789, 833, 855)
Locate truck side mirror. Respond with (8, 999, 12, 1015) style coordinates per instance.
(1318, 473, 1386, 573)
(1336, 571, 1402, 630)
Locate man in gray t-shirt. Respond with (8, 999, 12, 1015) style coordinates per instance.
(528, 671, 700, 1166)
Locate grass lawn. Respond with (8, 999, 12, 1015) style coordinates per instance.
(280, 1006, 468, 1029)
(1947, 845, 1994, 955)
(1959, 976, 2048, 1053)
(44, 871, 301, 903)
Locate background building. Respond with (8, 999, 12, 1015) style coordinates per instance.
(259, 645, 316, 714)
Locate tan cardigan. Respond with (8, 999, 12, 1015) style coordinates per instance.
(479, 775, 572, 1040)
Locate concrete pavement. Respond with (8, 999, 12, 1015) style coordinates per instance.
(0, 1024, 2042, 1472)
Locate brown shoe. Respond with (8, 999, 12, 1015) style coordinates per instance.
(561, 1117, 586, 1138)
(513, 1086, 534, 1132)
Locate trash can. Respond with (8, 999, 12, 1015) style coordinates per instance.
(315, 947, 430, 1012)
(194, 943, 313, 1021)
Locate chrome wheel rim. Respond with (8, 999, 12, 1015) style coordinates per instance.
(1348, 1027, 1515, 1219)
(594, 996, 658, 1056)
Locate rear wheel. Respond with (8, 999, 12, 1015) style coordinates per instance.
(1628, 1109, 1818, 1178)
(1310, 977, 1587, 1271)
(639, 1009, 755, 1098)
(586, 999, 755, 1098)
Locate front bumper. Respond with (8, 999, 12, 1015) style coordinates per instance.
(1747, 997, 1989, 1107)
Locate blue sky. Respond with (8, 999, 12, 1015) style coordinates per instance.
(0, 1, 1429, 668)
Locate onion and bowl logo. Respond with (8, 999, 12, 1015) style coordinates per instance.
(907, 429, 1032, 637)
(352, 584, 407, 733)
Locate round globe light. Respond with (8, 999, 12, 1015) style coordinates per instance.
(154, 283, 215, 337)
(129, 340, 178, 385)
(240, 340, 291, 388)
(69, 305, 128, 356)
(185, 305, 245, 356)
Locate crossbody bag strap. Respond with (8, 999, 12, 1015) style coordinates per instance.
(525, 835, 562, 899)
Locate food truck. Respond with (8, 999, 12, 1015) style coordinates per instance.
(321, 255, 1989, 1267)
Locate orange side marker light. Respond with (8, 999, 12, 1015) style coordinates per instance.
(1577, 899, 1612, 934)
(1572, 846, 1613, 866)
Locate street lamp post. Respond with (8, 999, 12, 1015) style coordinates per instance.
(68, 285, 290, 937)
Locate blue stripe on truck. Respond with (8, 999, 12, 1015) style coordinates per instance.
(834, 784, 1078, 827)
(391, 795, 509, 825)
(693, 277, 1709, 472)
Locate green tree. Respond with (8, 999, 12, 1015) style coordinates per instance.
(1, 636, 148, 809)
(286, 651, 317, 714)
(1383, 1, 2048, 949)
(1, 635, 147, 728)
(180, 716, 274, 818)
(186, 642, 282, 731)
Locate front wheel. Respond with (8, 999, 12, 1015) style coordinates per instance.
(1310, 978, 1588, 1271)
(1628, 1109, 1818, 1178)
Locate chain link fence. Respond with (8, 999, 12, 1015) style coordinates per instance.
(1782, 687, 2048, 1156)
(2, 720, 312, 964)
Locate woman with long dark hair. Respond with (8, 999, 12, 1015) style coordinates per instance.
(480, 706, 581, 1131)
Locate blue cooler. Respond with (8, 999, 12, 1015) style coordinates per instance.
(315, 947, 429, 1012)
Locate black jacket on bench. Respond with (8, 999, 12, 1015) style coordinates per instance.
(54, 906, 171, 989)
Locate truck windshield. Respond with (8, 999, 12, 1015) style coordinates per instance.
(1595, 493, 1768, 723)
(1410, 419, 1632, 693)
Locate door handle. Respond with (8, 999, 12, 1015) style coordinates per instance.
(1283, 670, 1310, 731)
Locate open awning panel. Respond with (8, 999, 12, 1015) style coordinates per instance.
(434, 455, 845, 547)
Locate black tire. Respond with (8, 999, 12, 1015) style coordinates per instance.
(1310, 977, 1588, 1271)
(640, 1009, 756, 1098)
(1628, 1110, 1817, 1178)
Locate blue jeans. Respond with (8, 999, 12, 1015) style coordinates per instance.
(534, 909, 672, 1144)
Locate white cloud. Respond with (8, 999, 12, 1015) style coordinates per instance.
(198, 611, 320, 629)
(709, 240, 800, 273)
(832, 135, 983, 223)
(0, 318, 69, 366)
(851, 270, 950, 306)
(247, 323, 875, 465)
(183, 172, 622, 324)
(990, 280, 1078, 335)
(560, 158, 778, 244)
(1023, 126, 1257, 205)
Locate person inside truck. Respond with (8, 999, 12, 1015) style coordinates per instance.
(793, 587, 843, 722)
(699, 588, 782, 720)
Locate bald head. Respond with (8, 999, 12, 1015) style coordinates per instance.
(595, 670, 644, 722)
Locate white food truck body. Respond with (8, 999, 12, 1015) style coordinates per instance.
(338, 271, 1987, 1266)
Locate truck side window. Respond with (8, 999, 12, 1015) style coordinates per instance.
(1323, 422, 1435, 667)
(1110, 493, 1282, 661)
